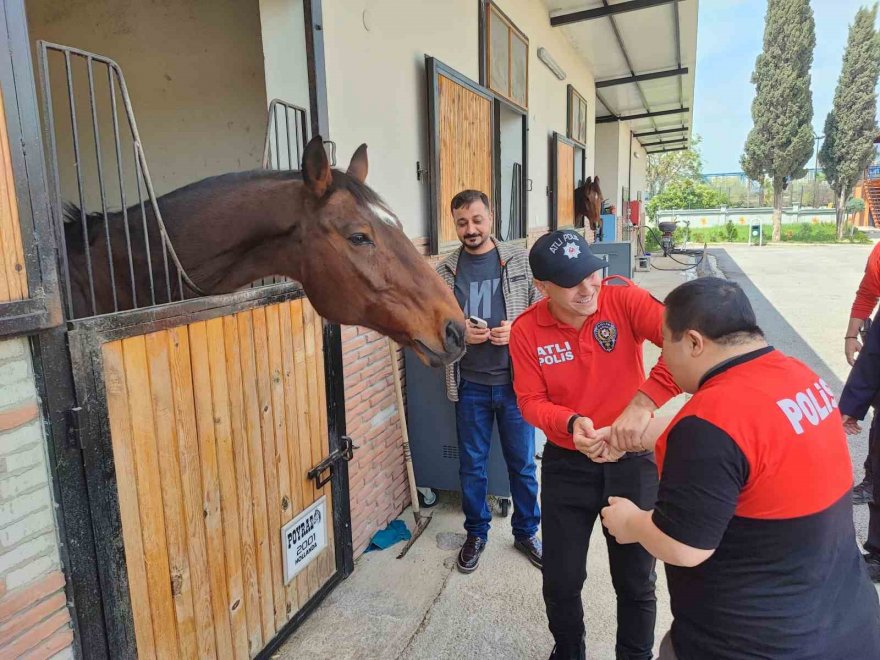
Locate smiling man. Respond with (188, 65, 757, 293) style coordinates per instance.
(508, 229, 680, 660)
(435, 189, 542, 574)
(601, 277, 880, 660)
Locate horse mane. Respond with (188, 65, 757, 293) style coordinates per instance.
(61, 166, 390, 236)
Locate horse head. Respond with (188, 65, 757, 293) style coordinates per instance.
(294, 137, 465, 367)
(575, 176, 603, 232)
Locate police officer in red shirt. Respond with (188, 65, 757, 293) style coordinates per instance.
(845, 240, 880, 505)
(509, 230, 680, 660)
(601, 277, 880, 660)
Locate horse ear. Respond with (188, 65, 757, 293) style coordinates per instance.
(593, 176, 600, 187)
(585, 176, 592, 186)
(302, 135, 333, 198)
(347, 144, 369, 183)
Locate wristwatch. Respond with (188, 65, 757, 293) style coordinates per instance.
(567, 414, 581, 435)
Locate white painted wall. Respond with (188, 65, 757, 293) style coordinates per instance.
(595, 121, 649, 217)
(26, 0, 269, 206)
(498, 103, 523, 239)
(595, 123, 620, 211)
(631, 142, 648, 202)
(321, 0, 599, 238)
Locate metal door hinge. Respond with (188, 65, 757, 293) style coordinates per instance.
(65, 406, 82, 449)
(308, 435, 355, 488)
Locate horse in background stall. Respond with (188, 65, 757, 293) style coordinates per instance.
(574, 176, 604, 241)
(63, 136, 465, 367)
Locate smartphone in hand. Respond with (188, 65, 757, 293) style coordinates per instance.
(468, 315, 488, 329)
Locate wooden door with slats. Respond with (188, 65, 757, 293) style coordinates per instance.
(426, 58, 494, 254)
(71, 293, 344, 659)
(551, 132, 577, 230)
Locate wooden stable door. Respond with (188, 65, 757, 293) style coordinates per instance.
(551, 132, 577, 230)
(427, 57, 494, 253)
(97, 298, 335, 659)
(0, 85, 28, 303)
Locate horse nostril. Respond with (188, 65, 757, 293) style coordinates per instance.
(444, 320, 465, 351)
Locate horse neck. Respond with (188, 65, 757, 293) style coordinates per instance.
(172, 175, 312, 293)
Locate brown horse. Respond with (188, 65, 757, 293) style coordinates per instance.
(574, 176, 604, 236)
(63, 136, 465, 366)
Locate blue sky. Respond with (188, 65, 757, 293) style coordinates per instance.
(694, 0, 879, 173)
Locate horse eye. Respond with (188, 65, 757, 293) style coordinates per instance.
(348, 232, 374, 246)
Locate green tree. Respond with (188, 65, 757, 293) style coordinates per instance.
(646, 179, 729, 220)
(646, 135, 704, 196)
(819, 5, 880, 238)
(741, 0, 816, 242)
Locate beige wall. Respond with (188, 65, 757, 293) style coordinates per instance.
(259, 0, 311, 145)
(26, 0, 269, 207)
(322, 0, 599, 238)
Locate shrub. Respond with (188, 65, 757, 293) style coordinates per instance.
(723, 220, 738, 242)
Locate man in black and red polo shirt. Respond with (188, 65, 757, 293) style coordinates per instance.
(509, 229, 680, 660)
(601, 277, 880, 660)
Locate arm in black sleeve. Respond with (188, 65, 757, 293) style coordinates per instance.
(840, 312, 880, 420)
(652, 416, 749, 550)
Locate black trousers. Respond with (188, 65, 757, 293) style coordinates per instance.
(541, 443, 658, 660)
(866, 415, 880, 554)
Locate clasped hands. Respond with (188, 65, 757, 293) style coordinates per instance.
(571, 402, 653, 463)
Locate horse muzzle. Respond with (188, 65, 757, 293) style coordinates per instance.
(412, 319, 465, 367)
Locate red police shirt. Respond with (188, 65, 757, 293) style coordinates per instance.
(852, 240, 880, 320)
(653, 347, 880, 660)
(509, 276, 679, 449)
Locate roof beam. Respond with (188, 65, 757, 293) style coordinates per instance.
(596, 67, 689, 88)
(550, 0, 683, 26)
(646, 146, 688, 154)
(597, 107, 690, 123)
(634, 126, 688, 137)
(640, 137, 688, 147)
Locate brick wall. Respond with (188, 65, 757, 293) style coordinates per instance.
(343, 325, 409, 557)
(0, 338, 73, 659)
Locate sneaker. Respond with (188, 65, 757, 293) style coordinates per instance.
(864, 553, 880, 583)
(853, 477, 874, 505)
(514, 535, 543, 569)
(456, 535, 486, 573)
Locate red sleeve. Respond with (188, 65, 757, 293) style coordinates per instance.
(509, 319, 578, 449)
(851, 242, 880, 320)
(622, 283, 682, 408)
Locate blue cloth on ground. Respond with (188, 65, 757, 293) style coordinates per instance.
(364, 519, 411, 552)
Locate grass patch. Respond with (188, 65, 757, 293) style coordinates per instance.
(644, 221, 870, 251)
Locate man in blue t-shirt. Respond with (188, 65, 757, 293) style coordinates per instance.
(436, 190, 542, 574)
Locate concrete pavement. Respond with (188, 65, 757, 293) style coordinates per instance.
(275, 245, 877, 659)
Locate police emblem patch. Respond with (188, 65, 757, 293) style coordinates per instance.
(593, 321, 617, 352)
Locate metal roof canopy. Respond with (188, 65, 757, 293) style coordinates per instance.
(546, 0, 698, 148)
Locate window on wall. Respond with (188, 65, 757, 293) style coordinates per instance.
(484, 2, 528, 110)
(567, 85, 588, 147)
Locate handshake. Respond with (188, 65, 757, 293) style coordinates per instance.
(570, 407, 654, 463)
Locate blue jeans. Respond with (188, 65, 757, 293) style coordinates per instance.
(455, 379, 541, 541)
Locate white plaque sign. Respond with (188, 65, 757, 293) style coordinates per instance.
(282, 496, 327, 584)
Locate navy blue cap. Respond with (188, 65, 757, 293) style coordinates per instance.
(529, 230, 606, 288)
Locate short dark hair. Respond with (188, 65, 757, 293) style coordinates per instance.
(451, 189, 490, 215)
(664, 277, 764, 344)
